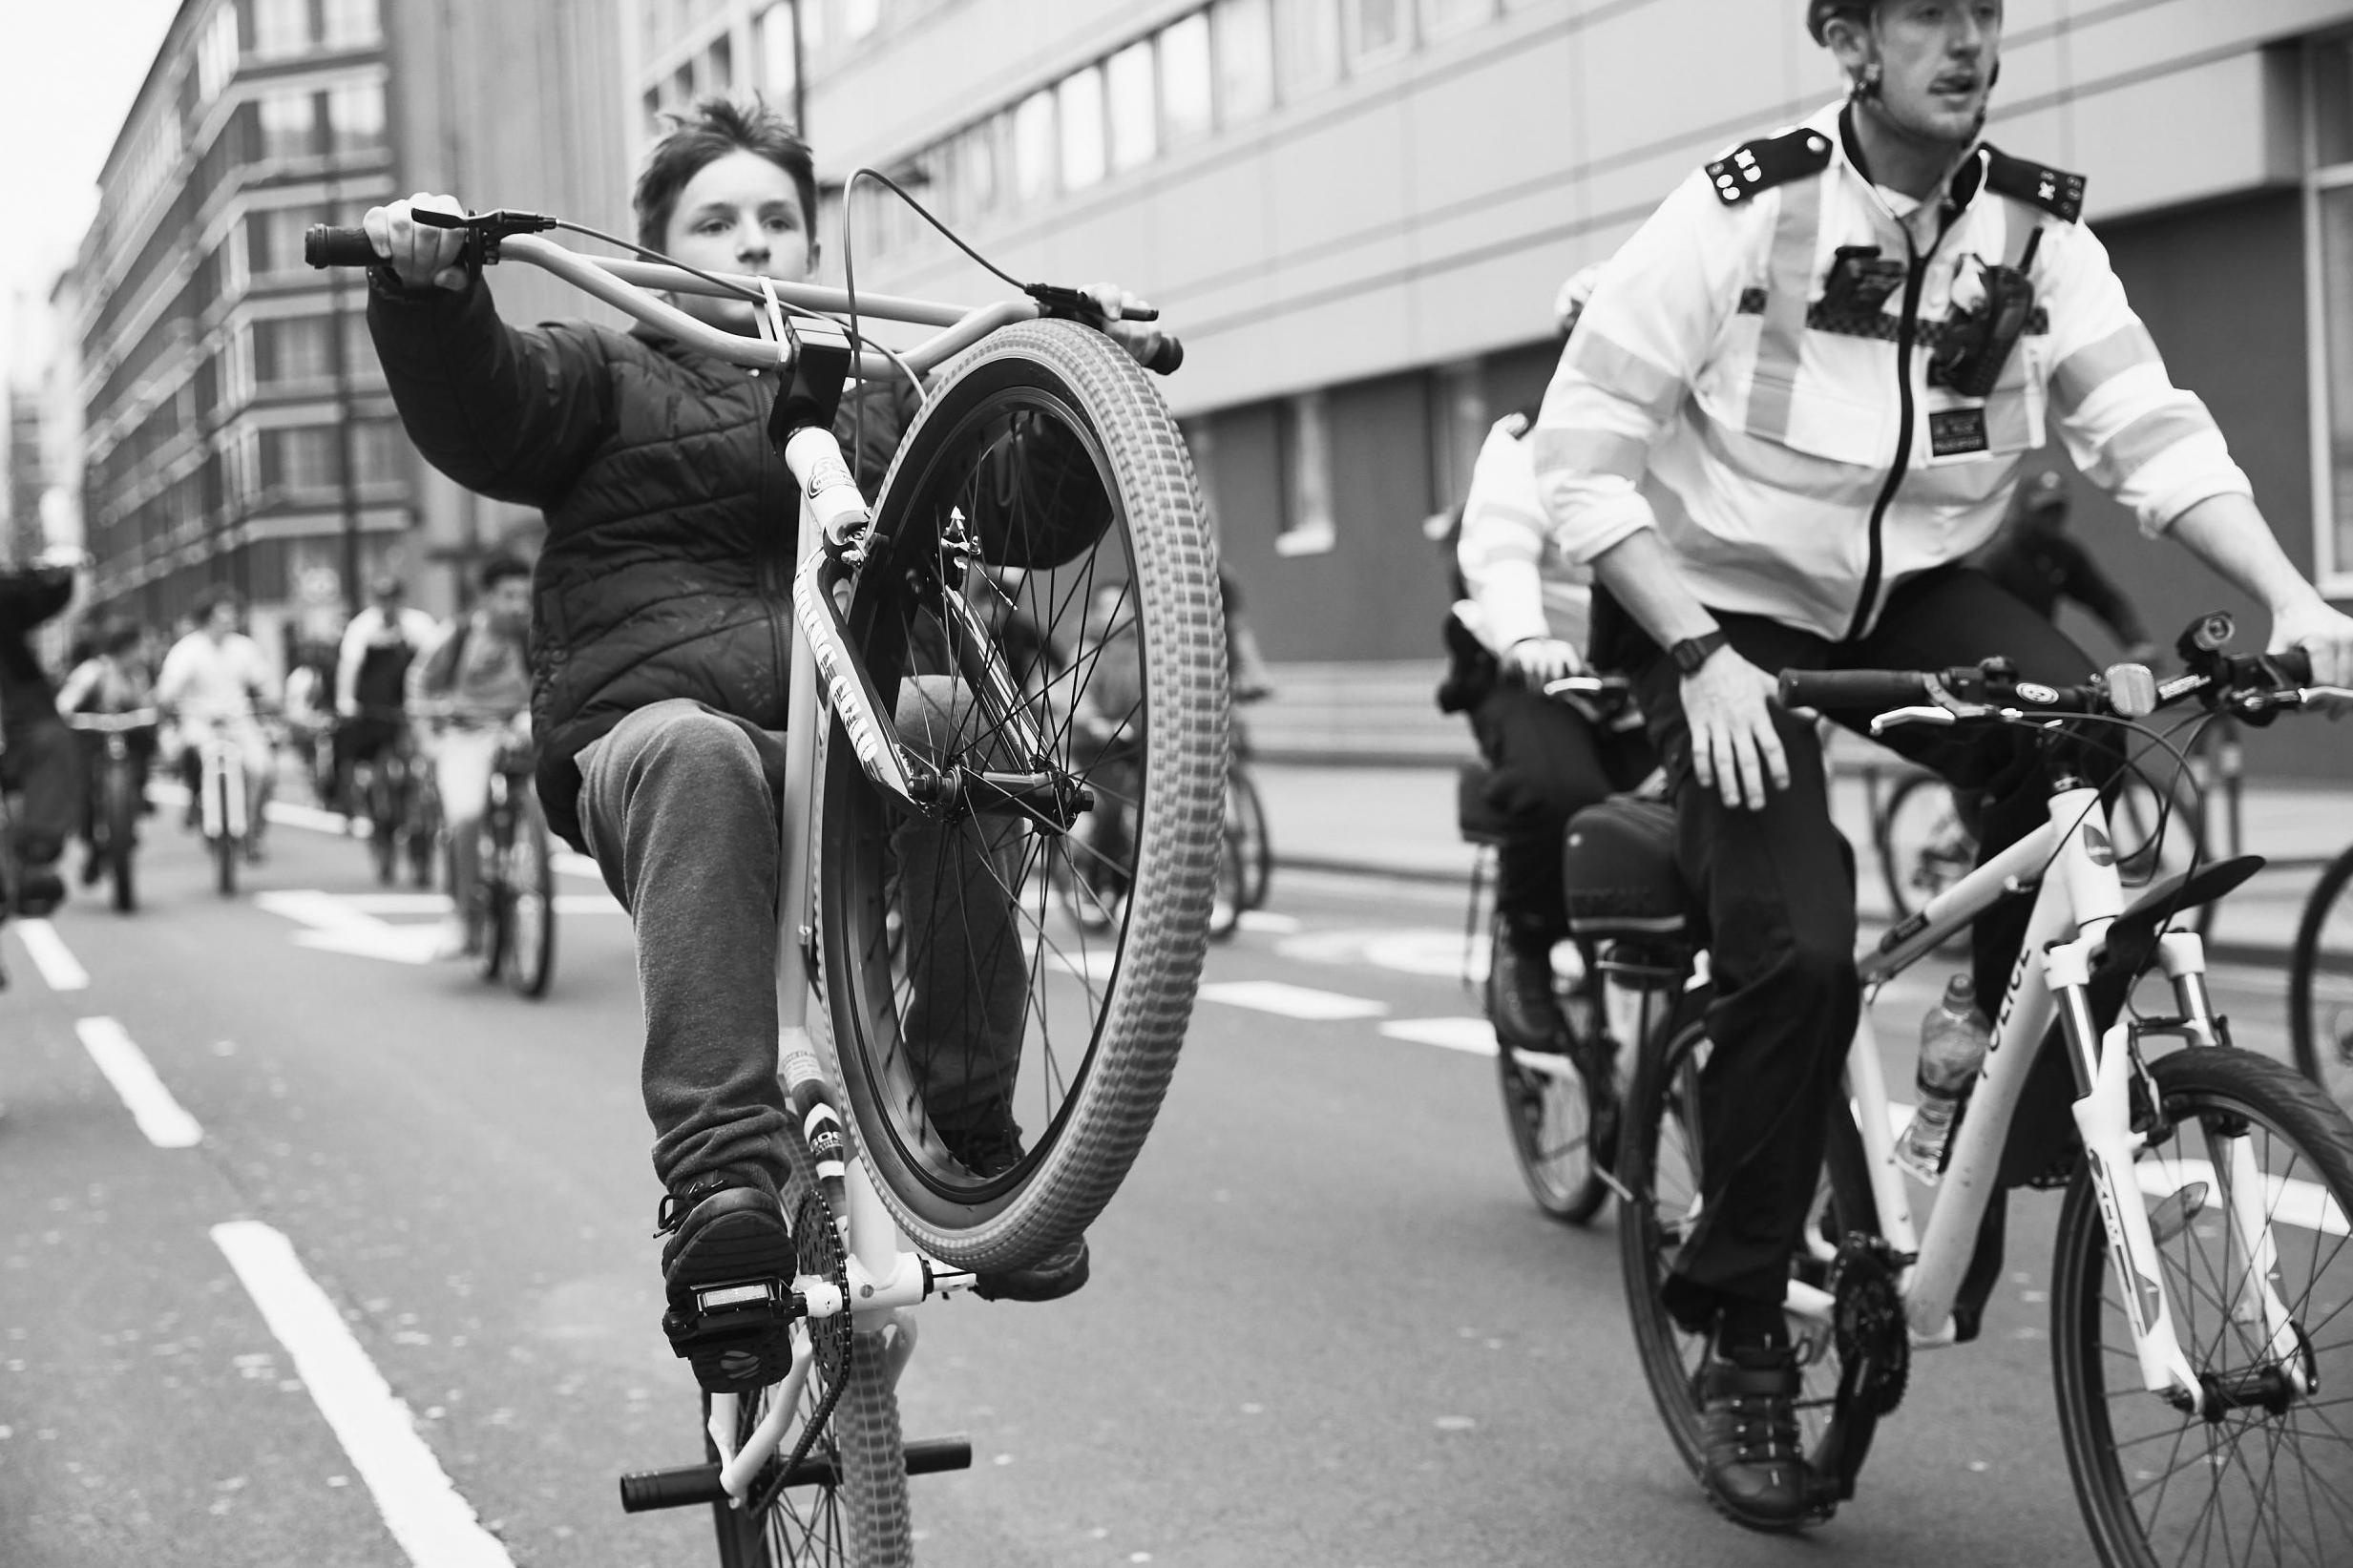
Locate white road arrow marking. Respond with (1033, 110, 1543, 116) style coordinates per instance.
(255, 890, 439, 965)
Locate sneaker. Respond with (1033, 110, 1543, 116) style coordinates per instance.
(942, 1112, 1092, 1304)
(658, 1184, 799, 1394)
(1487, 914, 1567, 1053)
(1695, 1343, 1813, 1531)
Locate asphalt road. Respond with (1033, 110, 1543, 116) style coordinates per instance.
(0, 809, 2322, 1568)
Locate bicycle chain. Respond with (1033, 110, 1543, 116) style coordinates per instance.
(748, 1184, 852, 1518)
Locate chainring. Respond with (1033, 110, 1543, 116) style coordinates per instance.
(1829, 1235, 1911, 1418)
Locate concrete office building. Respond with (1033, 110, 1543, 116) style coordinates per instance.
(67, 0, 627, 658)
(620, 0, 2353, 779)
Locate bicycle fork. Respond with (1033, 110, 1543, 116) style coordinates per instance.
(2048, 930, 2311, 1413)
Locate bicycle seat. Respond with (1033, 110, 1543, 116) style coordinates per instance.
(1563, 797, 1691, 938)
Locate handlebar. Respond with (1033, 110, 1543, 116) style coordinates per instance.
(1778, 639, 2338, 738)
(63, 707, 158, 733)
(305, 219, 1184, 377)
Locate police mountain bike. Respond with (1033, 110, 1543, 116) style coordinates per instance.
(311, 198, 1223, 1566)
(1604, 621, 2353, 1565)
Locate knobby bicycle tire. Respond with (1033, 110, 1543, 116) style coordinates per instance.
(814, 319, 1224, 1271)
(2287, 841, 2353, 1112)
(1495, 1024, 1609, 1223)
(1875, 771, 1972, 925)
(1208, 768, 1244, 943)
(1618, 993, 1877, 1494)
(2048, 1046, 2353, 1568)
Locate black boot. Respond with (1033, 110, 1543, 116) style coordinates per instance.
(1696, 1332, 1813, 1531)
(1486, 912, 1565, 1052)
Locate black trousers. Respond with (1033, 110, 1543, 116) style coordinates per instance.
(1595, 566, 2112, 1311)
(1467, 679, 1655, 936)
(1, 714, 83, 869)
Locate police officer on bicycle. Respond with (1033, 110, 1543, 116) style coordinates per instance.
(1535, 0, 2353, 1529)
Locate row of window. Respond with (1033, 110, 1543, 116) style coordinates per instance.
(849, 0, 1512, 257)
(251, 0, 383, 61)
(257, 79, 388, 162)
(94, 418, 408, 557)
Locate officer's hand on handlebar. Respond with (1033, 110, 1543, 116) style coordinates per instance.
(2271, 596, 2353, 714)
(1502, 637, 1583, 687)
(1682, 647, 1790, 812)
(362, 195, 472, 293)
(1080, 281, 1169, 371)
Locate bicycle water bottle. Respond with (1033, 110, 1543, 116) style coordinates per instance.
(1896, 974, 1991, 1184)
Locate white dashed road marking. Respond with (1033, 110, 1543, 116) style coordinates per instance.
(13, 919, 90, 991)
(213, 1221, 515, 1568)
(74, 1016, 202, 1148)
(1237, 909, 1300, 934)
(1378, 1017, 1497, 1056)
(1198, 981, 1388, 1020)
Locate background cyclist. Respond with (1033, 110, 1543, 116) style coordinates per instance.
(55, 618, 158, 887)
(1449, 264, 1654, 1056)
(334, 572, 437, 816)
(1975, 468, 2158, 664)
(409, 553, 534, 960)
(157, 585, 280, 859)
(356, 95, 1158, 1390)
(0, 550, 86, 916)
(1534, 0, 2353, 1529)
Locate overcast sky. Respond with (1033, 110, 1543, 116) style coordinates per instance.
(0, 0, 185, 389)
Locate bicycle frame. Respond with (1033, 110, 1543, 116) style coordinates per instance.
(1780, 781, 2309, 1412)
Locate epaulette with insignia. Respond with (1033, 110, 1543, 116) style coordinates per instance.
(1982, 146, 2086, 223)
(1704, 127, 1834, 208)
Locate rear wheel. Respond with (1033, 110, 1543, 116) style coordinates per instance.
(472, 798, 511, 984)
(2050, 1047, 2353, 1568)
(1619, 997, 1877, 1486)
(815, 320, 1223, 1272)
(506, 786, 557, 999)
(1877, 772, 1973, 923)
(1496, 1023, 1610, 1223)
(368, 763, 399, 886)
(1230, 763, 1271, 911)
(2288, 843, 2353, 1114)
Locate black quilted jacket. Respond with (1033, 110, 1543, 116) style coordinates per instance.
(367, 273, 914, 850)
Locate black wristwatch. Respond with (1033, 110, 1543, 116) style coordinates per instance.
(1670, 629, 1730, 676)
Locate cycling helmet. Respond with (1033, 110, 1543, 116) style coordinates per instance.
(1807, 1, 1876, 44)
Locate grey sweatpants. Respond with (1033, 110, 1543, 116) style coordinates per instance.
(576, 687, 1028, 1199)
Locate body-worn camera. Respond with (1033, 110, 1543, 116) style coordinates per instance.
(1930, 255, 2036, 398)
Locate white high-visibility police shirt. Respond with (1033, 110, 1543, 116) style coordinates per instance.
(1456, 410, 1594, 655)
(1532, 99, 2249, 643)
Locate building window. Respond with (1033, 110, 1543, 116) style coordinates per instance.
(265, 426, 341, 491)
(957, 118, 1001, 221)
(1012, 89, 1056, 204)
(1277, 391, 1336, 556)
(1418, 0, 1491, 37)
(2310, 37, 2353, 593)
(1274, 0, 1342, 101)
(253, 0, 310, 59)
(1215, 0, 1276, 124)
(706, 34, 733, 93)
(326, 80, 386, 153)
(1058, 65, 1106, 192)
(841, 0, 879, 41)
(1160, 13, 1214, 146)
(322, 0, 381, 49)
(258, 317, 334, 385)
(1344, 0, 1410, 68)
(355, 421, 406, 485)
(259, 90, 318, 160)
(1429, 360, 1487, 511)
(1105, 40, 1157, 173)
(197, 2, 240, 101)
(758, 3, 798, 102)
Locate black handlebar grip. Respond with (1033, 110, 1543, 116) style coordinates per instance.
(1777, 669, 1929, 710)
(305, 225, 381, 268)
(2270, 646, 2315, 685)
(1144, 333, 1184, 375)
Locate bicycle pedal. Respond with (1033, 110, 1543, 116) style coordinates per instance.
(661, 1276, 800, 1390)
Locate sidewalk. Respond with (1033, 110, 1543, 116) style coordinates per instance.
(1256, 760, 2353, 961)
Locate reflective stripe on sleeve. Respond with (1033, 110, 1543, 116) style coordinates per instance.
(1529, 427, 1649, 480)
(2049, 322, 2161, 414)
(1562, 329, 1684, 425)
(2089, 403, 2219, 486)
(1743, 177, 1824, 444)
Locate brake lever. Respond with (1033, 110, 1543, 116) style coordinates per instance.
(1868, 704, 1964, 736)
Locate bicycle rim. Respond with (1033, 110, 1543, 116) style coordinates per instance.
(1233, 765, 1271, 911)
(2290, 846, 2353, 1116)
(1620, 1007, 1870, 1481)
(1497, 1033, 1607, 1223)
(816, 320, 1222, 1271)
(1877, 773, 1974, 925)
(2050, 1048, 2353, 1568)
